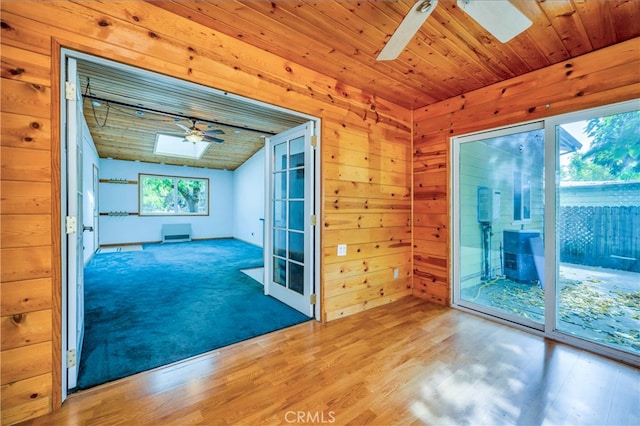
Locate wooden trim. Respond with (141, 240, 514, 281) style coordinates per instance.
(99, 179, 137, 184)
(50, 38, 62, 410)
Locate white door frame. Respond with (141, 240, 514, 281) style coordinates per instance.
(61, 55, 85, 398)
(59, 49, 322, 399)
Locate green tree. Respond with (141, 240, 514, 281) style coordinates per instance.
(177, 179, 204, 213)
(565, 153, 616, 181)
(569, 110, 640, 181)
(142, 177, 174, 212)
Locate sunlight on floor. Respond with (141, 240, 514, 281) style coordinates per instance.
(241, 267, 264, 285)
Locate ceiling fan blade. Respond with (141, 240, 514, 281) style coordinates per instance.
(176, 123, 191, 132)
(457, 0, 531, 43)
(203, 135, 224, 143)
(204, 129, 225, 135)
(377, 0, 439, 61)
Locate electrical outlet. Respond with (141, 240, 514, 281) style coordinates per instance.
(337, 244, 347, 256)
(393, 267, 399, 279)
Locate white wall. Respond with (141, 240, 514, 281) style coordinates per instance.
(233, 148, 265, 247)
(98, 159, 234, 245)
(82, 118, 100, 263)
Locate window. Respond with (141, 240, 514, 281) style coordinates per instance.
(139, 174, 209, 216)
(513, 171, 531, 221)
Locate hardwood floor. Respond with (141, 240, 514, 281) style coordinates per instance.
(21, 297, 639, 425)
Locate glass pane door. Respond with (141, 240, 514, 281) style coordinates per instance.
(556, 110, 640, 355)
(454, 123, 546, 328)
(265, 122, 315, 317)
(272, 136, 305, 293)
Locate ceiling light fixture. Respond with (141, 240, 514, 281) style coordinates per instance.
(185, 133, 204, 143)
(457, 0, 532, 43)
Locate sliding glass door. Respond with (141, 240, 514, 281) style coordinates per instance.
(454, 123, 545, 329)
(553, 108, 640, 356)
(453, 99, 640, 362)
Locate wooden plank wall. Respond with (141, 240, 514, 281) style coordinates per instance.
(412, 37, 640, 305)
(0, 27, 55, 425)
(0, 1, 411, 424)
(322, 113, 413, 321)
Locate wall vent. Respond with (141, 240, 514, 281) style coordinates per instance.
(161, 223, 192, 243)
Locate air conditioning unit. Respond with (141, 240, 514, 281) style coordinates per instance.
(503, 230, 539, 283)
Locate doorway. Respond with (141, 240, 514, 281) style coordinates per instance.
(60, 49, 321, 399)
(452, 99, 640, 365)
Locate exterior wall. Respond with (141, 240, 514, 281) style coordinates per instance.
(458, 141, 544, 285)
(0, 1, 412, 423)
(413, 37, 640, 305)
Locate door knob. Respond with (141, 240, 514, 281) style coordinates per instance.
(83, 225, 94, 232)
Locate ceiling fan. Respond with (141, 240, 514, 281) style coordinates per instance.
(176, 119, 225, 144)
(377, 0, 532, 61)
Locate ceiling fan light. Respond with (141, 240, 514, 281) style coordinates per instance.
(185, 133, 204, 143)
(457, 0, 532, 43)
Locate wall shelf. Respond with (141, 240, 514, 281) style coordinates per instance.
(99, 179, 138, 184)
(100, 212, 139, 216)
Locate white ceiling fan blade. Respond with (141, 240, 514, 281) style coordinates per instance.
(377, 0, 439, 61)
(457, 0, 532, 43)
(176, 123, 191, 132)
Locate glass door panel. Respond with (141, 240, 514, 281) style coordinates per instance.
(556, 110, 640, 355)
(455, 124, 545, 327)
(265, 123, 314, 316)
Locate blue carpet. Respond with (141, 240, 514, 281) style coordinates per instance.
(78, 238, 310, 389)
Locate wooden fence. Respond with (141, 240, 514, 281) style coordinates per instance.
(558, 206, 639, 272)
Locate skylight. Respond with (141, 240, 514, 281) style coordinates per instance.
(154, 134, 210, 159)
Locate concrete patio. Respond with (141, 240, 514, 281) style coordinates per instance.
(461, 263, 640, 354)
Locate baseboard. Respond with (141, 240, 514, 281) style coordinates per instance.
(232, 237, 264, 249)
(99, 237, 247, 246)
(191, 236, 233, 242)
(99, 241, 160, 247)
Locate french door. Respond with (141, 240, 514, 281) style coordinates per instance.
(264, 122, 316, 317)
(64, 57, 85, 392)
(453, 99, 639, 364)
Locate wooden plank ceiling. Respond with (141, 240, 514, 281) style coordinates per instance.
(77, 60, 307, 170)
(84, 0, 640, 170)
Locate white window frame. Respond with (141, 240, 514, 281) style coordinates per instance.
(139, 173, 209, 216)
